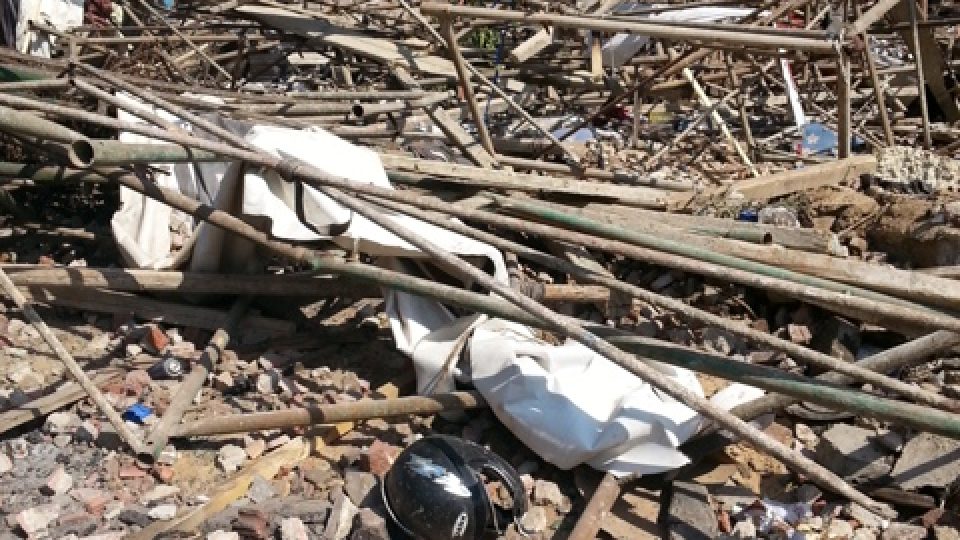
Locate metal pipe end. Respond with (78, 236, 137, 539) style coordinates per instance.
(351, 104, 366, 118)
(68, 140, 95, 168)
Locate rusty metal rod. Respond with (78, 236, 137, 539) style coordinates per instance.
(172, 391, 486, 437)
(141, 297, 250, 460)
(568, 473, 621, 540)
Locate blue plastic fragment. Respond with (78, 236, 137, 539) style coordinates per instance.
(123, 403, 153, 424)
(737, 209, 759, 222)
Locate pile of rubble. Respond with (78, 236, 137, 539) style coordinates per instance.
(1, 0, 960, 538)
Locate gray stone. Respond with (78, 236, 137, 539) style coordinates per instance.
(117, 508, 152, 527)
(350, 508, 390, 540)
(815, 425, 893, 483)
(285, 499, 331, 524)
(890, 433, 960, 490)
(247, 474, 276, 504)
(44, 411, 81, 435)
(730, 519, 756, 539)
(532, 479, 570, 513)
(519, 506, 548, 533)
(217, 444, 246, 473)
(665, 482, 718, 540)
(324, 490, 358, 540)
(344, 470, 378, 507)
(824, 518, 854, 539)
(881, 523, 928, 540)
(148, 504, 177, 520)
(280, 517, 309, 540)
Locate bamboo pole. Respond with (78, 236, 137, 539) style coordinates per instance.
(0, 106, 94, 168)
(682, 68, 758, 176)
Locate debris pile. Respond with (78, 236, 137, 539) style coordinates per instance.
(0, 0, 959, 538)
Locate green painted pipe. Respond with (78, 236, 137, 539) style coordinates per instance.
(0, 106, 94, 168)
(89, 141, 223, 164)
(606, 335, 960, 440)
(493, 196, 942, 313)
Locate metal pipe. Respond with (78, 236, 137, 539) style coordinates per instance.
(172, 391, 486, 437)
(419, 2, 837, 53)
(728, 330, 960, 421)
(568, 474, 621, 540)
(606, 335, 960, 438)
(491, 196, 941, 314)
(89, 141, 223, 164)
(0, 106, 94, 168)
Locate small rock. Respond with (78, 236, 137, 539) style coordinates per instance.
(344, 470, 377, 506)
(142, 325, 169, 354)
(75, 420, 99, 443)
(324, 490, 359, 540)
(0, 452, 11, 474)
(350, 508, 390, 540)
(267, 434, 291, 450)
(787, 324, 812, 344)
(70, 488, 112, 515)
(44, 464, 73, 495)
(881, 523, 928, 540)
(256, 372, 279, 394)
(125, 343, 143, 357)
(363, 440, 400, 477)
(141, 485, 180, 504)
(44, 411, 81, 434)
(280, 517, 309, 540)
(824, 518, 854, 539)
(665, 482, 718, 540)
(519, 506, 548, 533)
(730, 519, 756, 539)
(815, 425, 893, 483)
(702, 328, 745, 356)
(117, 508, 152, 527)
(213, 372, 235, 392)
(16, 505, 59, 534)
(244, 437, 266, 460)
(890, 433, 960, 489)
(218, 444, 246, 473)
(147, 504, 177, 520)
(532, 479, 570, 513)
(247, 474, 276, 504)
(232, 508, 269, 539)
(794, 423, 819, 449)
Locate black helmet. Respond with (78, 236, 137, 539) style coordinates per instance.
(381, 435, 529, 539)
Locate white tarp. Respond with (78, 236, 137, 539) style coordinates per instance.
(16, 0, 84, 58)
(112, 96, 763, 476)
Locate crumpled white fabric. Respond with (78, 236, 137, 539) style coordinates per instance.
(111, 95, 763, 477)
(16, 0, 83, 58)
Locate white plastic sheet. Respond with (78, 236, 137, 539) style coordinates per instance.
(16, 0, 83, 58)
(112, 99, 764, 477)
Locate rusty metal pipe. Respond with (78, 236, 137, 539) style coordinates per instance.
(171, 391, 486, 437)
